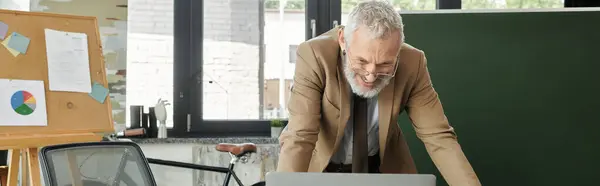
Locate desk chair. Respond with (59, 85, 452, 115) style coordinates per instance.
(38, 141, 157, 186)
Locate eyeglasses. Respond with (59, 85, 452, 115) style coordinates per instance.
(345, 50, 399, 79)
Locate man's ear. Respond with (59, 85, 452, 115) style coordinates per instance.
(338, 28, 346, 51)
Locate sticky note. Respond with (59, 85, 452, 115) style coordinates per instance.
(89, 82, 109, 103)
(2, 34, 19, 57)
(0, 21, 8, 40)
(7, 32, 30, 54)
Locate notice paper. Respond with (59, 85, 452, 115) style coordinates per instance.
(7, 32, 30, 54)
(0, 79, 48, 126)
(89, 82, 109, 103)
(45, 28, 92, 93)
(2, 34, 20, 57)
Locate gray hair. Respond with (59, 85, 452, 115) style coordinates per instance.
(344, 0, 405, 46)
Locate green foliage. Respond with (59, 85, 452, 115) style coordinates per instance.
(265, 0, 306, 10)
(264, 0, 564, 12)
(462, 0, 563, 9)
(270, 119, 284, 127)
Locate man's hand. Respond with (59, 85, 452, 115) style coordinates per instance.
(276, 42, 325, 172)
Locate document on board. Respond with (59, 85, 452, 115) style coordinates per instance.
(0, 79, 48, 126)
(44, 28, 92, 93)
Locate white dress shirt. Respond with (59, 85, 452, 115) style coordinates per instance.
(330, 95, 380, 164)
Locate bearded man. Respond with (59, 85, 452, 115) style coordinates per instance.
(276, 1, 481, 185)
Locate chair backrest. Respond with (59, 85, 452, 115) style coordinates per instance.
(39, 141, 156, 186)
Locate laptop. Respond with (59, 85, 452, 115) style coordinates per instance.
(266, 172, 436, 186)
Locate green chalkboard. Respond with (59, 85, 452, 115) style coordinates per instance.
(398, 10, 600, 186)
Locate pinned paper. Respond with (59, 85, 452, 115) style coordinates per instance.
(0, 21, 8, 40)
(2, 34, 20, 57)
(0, 79, 48, 126)
(7, 32, 30, 54)
(89, 82, 109, 103)
(45, 29, 92, 93)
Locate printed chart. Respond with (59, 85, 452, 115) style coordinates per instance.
(11, 90, 36, 115)
(0, 79, 47, 126)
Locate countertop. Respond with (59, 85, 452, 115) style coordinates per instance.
(129, 137, 278, 144)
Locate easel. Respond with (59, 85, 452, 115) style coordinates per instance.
(0, 10, 113, 186)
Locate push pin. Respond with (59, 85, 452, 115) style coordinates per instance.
(66, 102, 74, 109)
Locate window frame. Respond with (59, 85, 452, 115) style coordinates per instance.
(438, 0, 461, 9)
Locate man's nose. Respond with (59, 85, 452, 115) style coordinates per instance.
(363, 64, 377, 83)
(363, 74, 377, 83)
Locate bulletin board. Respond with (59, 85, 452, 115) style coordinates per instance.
(0, 10, 113, 138)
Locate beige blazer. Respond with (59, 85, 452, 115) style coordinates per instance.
(277, 26, 481, 186)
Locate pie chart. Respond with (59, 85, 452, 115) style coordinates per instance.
(11, 90, 36, 116)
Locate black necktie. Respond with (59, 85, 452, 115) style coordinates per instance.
(352, 95, 368, 173)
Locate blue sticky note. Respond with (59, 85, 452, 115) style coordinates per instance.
(89, 82, 109, 104)
(7, 32, 30, 54)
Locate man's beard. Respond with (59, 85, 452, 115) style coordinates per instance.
(342, 55, 392, 98)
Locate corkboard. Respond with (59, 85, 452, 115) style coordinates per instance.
(0, 10, 113, 137)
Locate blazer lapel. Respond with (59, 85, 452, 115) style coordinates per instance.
(336, 54, 351, 148)
(378, 77, 396, 161)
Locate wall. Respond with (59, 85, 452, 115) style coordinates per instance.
(30, 0, 129, 130)
(397, 11, 600, 186)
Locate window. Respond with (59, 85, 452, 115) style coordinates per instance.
(201, 0, 263, 120)
(462, 0, 564, 9)
(168, 0, 340, 136)
(289, 45, 298, 63)
(127, 0, 174, 128)
(0, 0, 30, 11)
(199, 0, 306, 120)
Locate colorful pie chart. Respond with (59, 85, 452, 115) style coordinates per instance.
(11, 90, 36, 116)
